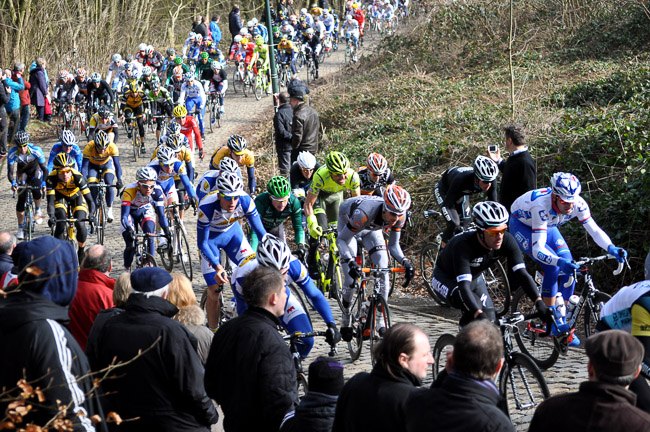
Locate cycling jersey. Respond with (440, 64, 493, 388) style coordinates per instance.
(146, 158, 196, 199)
(179, 81, 206, 106)
(46, 168, 89, 198)
(357, 167, 395, 196)
(250, 192, 304, 249)
(600, 281, 650, 336)
(87, 80, 115, 107)
(289, 161, 321, 191)
(151, 145, 194, 182)
(107, 60, 126, 84)
(120, 182, 167, 217)
(8, 144, 46, 181)
(211, 146, 256, 193)
(88, 114, 118, 134)
(176, 116, 203, 152)
(309, 166, 360, 196)
(196, 170, 222, 202)
(47, 143, 83, 173)
(54, 80, 79, 102)
(121, 87, 146, 108)
(278, 39, 298, 53)
(82, 141, 119, 166)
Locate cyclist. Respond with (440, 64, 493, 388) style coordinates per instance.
(46, 153, 95, 263)
(73, 68, 90, 106)
(322, 9, 337, 47)
(168, 66, 185, 103)
(119, 80, 148, 154)
(195, 52, 214, 83)
(250, 176, 305, 254)
(53, 71, 78, 109)
(337, 185, 415, 338)
(157, 120, 189, 150)
(196, 157, 242, 202)
(351, 3, 365, 43)
(147, 145, 198, 221)
(87, 105, 119, 144)
(231, 234, 340, 357)
(277, 35, 299, 75)
(197, 172, 267, 330)
(249, 37, 271, 93)
(144, 46, 165, 76)
(120, 167, 171, 270)
(47, 130, 83, 173)
(146, 81, 173, 142)
(289, 151, 321, 201)
(182, 32, 198, 58)
(152, 134, 195, 204)
(209, 134, 256, 194)
(8, 131, 47, 239)
(304, 151, 361, 280)
(229, 37, 256, 71)
(435, 155, 499, 246)
(165, 56, 189, 86)
(301, 28, 322, 79)
(207, 61, 228, 114)
(432, 201, 550, 327)
(172, 105, 205, 160)
(342, 14, 361, 60)
(107, 53, 126, 90)
(139, 66, 160, 92)
(510, 172, 627, 345)
(179, 73, 206, 139)
(87, 72, 115, 112)
(357, 152, 395, 196)
(81, 130, 123, 223)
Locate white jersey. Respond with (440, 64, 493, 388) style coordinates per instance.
(343, 19, 360, 36)
(107, 60, 126, 83)
(197, 191, 258, 234)
(179, 81, 206, 105)
(600, 281, 650, 333)
(322, 15, 335, 31)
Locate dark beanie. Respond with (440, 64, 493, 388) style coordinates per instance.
(586, 330, 644, 378)
(308, 357, 344, 396)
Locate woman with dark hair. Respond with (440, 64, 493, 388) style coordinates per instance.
(332, 323, 433, 432)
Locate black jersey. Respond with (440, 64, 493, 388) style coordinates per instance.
(437, 166, 497, 208)
(357, 167, 395, 196)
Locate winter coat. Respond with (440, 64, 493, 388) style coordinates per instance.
(291, 101, 319, 153)
(12, 72, 31, 106)
(5, 76, 24, 112)
(229, 9, 243, 38)
(173, 304, 213, 365)
(210, 21, 222, 44)
(29, 66, 48, 107)
(280, 391, 337, 432)
(274, 102, 293, 149)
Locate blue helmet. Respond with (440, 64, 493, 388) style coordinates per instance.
(550, 172, 581, 202)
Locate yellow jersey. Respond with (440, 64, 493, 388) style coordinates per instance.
(83, 141, 119, 166)
(46, 169, 90, 198)
(211, 146, 255, 169)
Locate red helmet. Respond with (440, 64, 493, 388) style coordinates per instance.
(76, 67, 87, 78)
(384, 184, 411, 214)
(367, 152, 388, 175)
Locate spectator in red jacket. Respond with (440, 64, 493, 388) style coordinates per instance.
(12, 63, 31, 132)
(68, 244, 115, 350)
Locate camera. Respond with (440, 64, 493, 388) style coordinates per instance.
(488, 145, 498, 153)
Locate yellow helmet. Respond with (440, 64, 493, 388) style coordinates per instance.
(173, 105, 188, 118)
(241, 38, 249, 44)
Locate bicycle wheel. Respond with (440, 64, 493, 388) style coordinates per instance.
(158, 234, 174, 272)
(511, 287, 559, 370)
(96, 200, 106, 245)
(208, 102, 215, 133)
(176, 227, 193, 280)
(499, 352, 550, 424)
(24, 203, 34, 241)
(140, 253, 157, 268)
(289, 283, 313, 327)
(420, 242, 448, 306)
(345, 46, 350, 65)
(132, 132, 139, 162)
(432, 333, 456, 379)
(297, 372, 309, 399)
(584, 291, 611, 338)
(232, 71, 241, 94)
(330, 255, 345, 311)
(369, 294, 391, 366)
(485, 259, 511, 318)
(254, 76, 264, 100)
(347, 283, 365, 361)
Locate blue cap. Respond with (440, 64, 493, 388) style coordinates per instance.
(130, 267, 173, 292)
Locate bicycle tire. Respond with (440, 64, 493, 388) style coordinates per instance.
(254, 76, 263, 100)
(208, 101, 215, 133)
(369, 294, 391, 366)
(96, 200, 106, 245)
(584, 291, 611, 338)
(138, 253, 158, 269)
(419, 242, 448, 306)
(485, 259, 511, 318)
(158, 235, 174, 272)
(297, 372, 309, 399)
(331, 255, 345, 311)
(511, 287, 559, 370)
(232, 71, 241, 94)
(347, 282, 365, 361)
(177, 226, 193, 280)
(499, 352, 550, 423)
(24, 203, 34, 241)
(132, 132, 139, 162)
(289, 283, 313, 327)
(432, 333, 456, 379)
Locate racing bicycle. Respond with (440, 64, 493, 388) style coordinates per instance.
(13, 184, 42, 241)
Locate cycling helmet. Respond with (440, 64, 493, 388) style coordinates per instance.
(94, 130, 111, 151)
(123, 62, 133, 71)
(251, 18, 259, 26)
(297, 151, 317, 170)
(241, 38, 249, 45)
(174, 56, 183, 65)
(60, 129, 78, 146)
(90, 72, 101, 82)
(165, 134, 183, 152)
(346, 14, 353, 20)
(472, 201, 509, 229)
(200, 52, 209, 59)
(125, 74, 137, 83)
(216, 171, 244, 196)
(128, 80, 139, 93)
(218, 157, 240, 173)
(59, 69, 69, 79)
(52, 153, 75, 170)
(166, 47, 176, 56)
(76, 68, 87, 78)
(14, 131, 30, 146)
(252, 29, 260, 37)
(227, 134, 247, 154)
(211, 61, 221, 70)
(267, 176, 291, 198)
(234, 35, 243, 44)
(305, 28, 314, 35)
(166, 121, 182, 136)
(290, 14, 297, 20)
(151, 81, 161, 91)
(473, 155, 498, 182)
(255, 36, 264, 46)
(142, 66, 153, 76)
(352, 2, 359, 8)
(257, 234, 292, 271)
(247, 19, 256, 27)
(189, 32, 197, 40)
(112, 53, 122, 62)
(136, 166, 158, 182)
(323, 9, 329, 15)
(550, 172, 581, 202)
(240, 28, 249, 36)
(300, 8, 308, 14)
(383, 184, 411, 214)
(125, 53, 135, 62)
(138, 42, 147, 51)
(173, 105, 188, 118)
(98, 105, 112, 118)
(183, 72, 194, 81)
(145, 46, 154, 56)
(196, 35, 203, 43)
(367, 152, 388, 175)
(326, 151, 349, 174)
(156, 145, 176, 164)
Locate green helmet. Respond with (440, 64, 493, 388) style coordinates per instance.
(273, 26, 280, 32)
(267, 176, 291, 198)
(174, 56, 183, 65)
(200, 52, 209, 59)
(326, 151, 350, 175)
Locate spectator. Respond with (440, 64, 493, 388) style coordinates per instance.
(0, 71, 9, 156)
(4, 68, 25, 143)
(333, 323, 432, 432)
(288, 79, 319, 163)
(286, 0, 297, 17)
(194, 15, 208, 38)
(274, 91, 293, 174)
(210, 15, 223, 45)
(0, 230, 16, 274)
(529, 330, 650, 431)
(13, 63, 31, 132)
(29, 57, 49, 122)
(0, 236, 107, 431)
(280, 356, 344, 432)
(87, 272, 130, 345)
(645, 250, 650, 280)
(204, 265, 297, 432)
(405, 320, 514, 432)
(278, 0, 288, 18)
(68, 245, 115, 351)
(229, 4, 243, 44)
(487, 123, 536, 212)
(86, 267, 218, 431)
(167, 273, 213, 365)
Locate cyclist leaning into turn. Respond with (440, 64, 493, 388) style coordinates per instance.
(209, 134, 256, 194)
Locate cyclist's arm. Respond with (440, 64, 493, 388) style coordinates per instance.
(249, 195, 270, 250)
(120, 203, 131, 229)
(246, 165, 256, 194)
(46, 147, 58, 173)
(304, 190, 318, 218)
(178, 172, 197, 199)
(192, 119, 204, 151)
(486, 179, 497, 201)
(387, 228, 406, 265)
(81, 158, 90, 179)
(185, 159, 195, 185)
(154, 201, 170, 230)
(452, 247, 483, 317)
(290, 196, 305, 245)
(290, 259, 335, 324)
(243, 196, 267, 239)
(197, 201, 220, 267)
(504, 234, 542, 303)
(73, 147, 84, 171)
(113, 155, 123, 181)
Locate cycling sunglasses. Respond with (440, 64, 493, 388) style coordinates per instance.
(556, 196, 574, 205)
(484, 226, 507, 237)
(219, 193, 239, 201)
(139, 183, 156, 189)
(270, 195, 289, 202)
(58, 167, 72, 173)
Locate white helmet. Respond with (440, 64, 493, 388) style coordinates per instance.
(550, 172, 581, 203)
(216, 171, 243, 196)
(189, 32, 197, 40)
(472, 201, 509, 229)
(138, 42, 148, 51)
(300, 8, 308, 14)
(234, 35, 243, 44)
(136, 166, 158, 182)
(297, 151, 316, 170)
(239, 28, 249, 36)
(156, 146, 176, 164)
(142, 66, 153, 76)
(251, 18, 259, 26)
(219, 157, 241, 174)
(247, 19, 256, 27)
(112, 53, 122, 62)
(257, 234, 292, 271)
(473, 156, 498, 182)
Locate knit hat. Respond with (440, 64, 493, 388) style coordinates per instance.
(308, 357, 344, 396)
(585, 330, 644, 378)
(130, 267, 173, 293)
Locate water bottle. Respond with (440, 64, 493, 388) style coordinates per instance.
(565, 295, 580, 322)
(225, 297, 236, 319)
(555, 293, 566, 322)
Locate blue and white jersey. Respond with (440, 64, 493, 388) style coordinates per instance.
(47, 143, 83, 172)
(197, 191, 261, 234)
(146, 158, 196, 198)
(322, 15, 335, 31)
(179, 81, 206, 105)
(8, 144, 46, 170)
(196, 170, 222, 202)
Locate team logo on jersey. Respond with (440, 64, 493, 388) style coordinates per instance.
(470, 257, 484, 267)
(198, 211, 205, 219)
(556, 238, 566, 246)
(538, 210, 549, 221)
(536, 251, 552, 264)
(577, 202, 588, 213)
(201, 180, 210, 192)
(351, 209, 367, 228)
(514, 232, 529, 250)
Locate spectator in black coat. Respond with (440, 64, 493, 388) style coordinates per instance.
(29, 57, 49, 121)
(280, 357, 344, 432)
(487, 123, 536, 212)
(205, 265, 297, 432)
(0, 231, 16, 276)
(0, 71, 10, 155)
(333, 323, 433, 432)
(229, 5, 243, 44)
(193, 15, 208, 38)
(86, 267, 218, 432)
(274, 91, 293, 174)
(405, 320, 514, 432)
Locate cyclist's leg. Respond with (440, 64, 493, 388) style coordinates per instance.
(338, 233, 359, 304)
(15, 174, 29, 229)
(122, 212, 138, 268)
(281, 288, 314, 358)
(141, 211, 157, 259)
(87, 164, 101, 205)
(29, 172, 43, 210)
(53, 198, 68, 239)
(102, 160, 116, 207)
(548, 228, 576, 300)
(72, 194, 89, 262)
(323, 191, 343, 226)
(134, 105, 145, 145)
(448, 278, 495, 327)
(307, 197, 328, 279)
(434, 182, 455, 244)
(362, 230, 390, 299)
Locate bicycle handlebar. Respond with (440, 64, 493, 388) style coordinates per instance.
(573, 254, 630, 276)
(361, 267, 405, 274)
(283, 331, 337, 356)
(423, 209, 442, 218)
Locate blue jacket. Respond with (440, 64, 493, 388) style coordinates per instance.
(210, 21, 222, 44)
(47, 142, 83, 172)
(5, 76, 24, 112)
